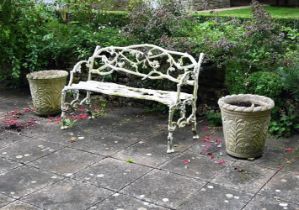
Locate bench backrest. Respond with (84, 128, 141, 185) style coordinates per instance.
(86, 44, 204, 87)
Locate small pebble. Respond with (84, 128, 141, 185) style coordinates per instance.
(275, 189, 281, 193)
(51, 175, 57, 179)
(281, 179, 287, 183)
(78, 136, 85, 140)
(234, 196, 240, 199)
(137, 208, 147, 210)
(31, 181, 37, 184)
(97, 174, 104, 178)
(279, 203, 288, 207)
(114, 141, 118, 143)
(200, 188, 206, 192)
(2, 152, 7, 155)
(24, 154, 30, 157)
(162, 198, 169, 202)
(207, 185, 214, 189)
(38, 145, 44, 148)
(16, 155, 23, 159)
(139, 195, 145, 198)
(10, 192, 15, 195)
(224, 200, 229, 203)
(64, 173, 73, 177)
(146, 153, 152, 156)
(84, 177, 90, 180)
(113, 193, 120, 197)
(143, 202, 149, 206)
(225, 194, 234, 199)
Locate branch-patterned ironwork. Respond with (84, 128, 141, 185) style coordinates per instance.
(61, 44, 204, 153)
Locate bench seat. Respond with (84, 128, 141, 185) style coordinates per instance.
(65, 81, 193, 106)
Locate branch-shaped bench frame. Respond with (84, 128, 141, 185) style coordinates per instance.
(61, 44, 204, 153)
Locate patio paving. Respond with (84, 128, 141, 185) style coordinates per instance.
(0, 90, 299, 210)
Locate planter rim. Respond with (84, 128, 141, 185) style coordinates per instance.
(27, 70, 68, 80)
(218, 94, 274, 112)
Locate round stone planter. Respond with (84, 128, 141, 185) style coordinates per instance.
(218, 94, 274, 159)
(27, 70, 68, 116)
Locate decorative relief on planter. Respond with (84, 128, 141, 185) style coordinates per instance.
(218, 94, 274, 159)
(27, 70, 68, 116)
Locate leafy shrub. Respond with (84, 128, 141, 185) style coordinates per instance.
(126, 0, 189, 44)
(206, 110, 222, 127)
(244, 71, 284, 99)
(0, 0, 54, 86)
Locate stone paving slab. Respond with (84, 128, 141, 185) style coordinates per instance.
(90, 193, 170, 210)
(0, 131, 29, 150)
(0, 98, 32, 115)
(0, 165, 63, 199)
(29, 147, 103, 177)
(67, 133, 140, 156)
(160, 150, 234, 181)
(113, 127, 196, 168)
(1, 201, 40, 210)
(178, 182, 253, 210)
(1, 91, 299, 209)
(0, 157, 22, 175)
(211, 161, 276, 194)
(21, 179, 113, 210)
(244, 194, 299, 210)
(121, 169, 206, 209)
(0, 138, 65, 164)
(0, 194, 15, 208)
(260, 171, 299, 204)
(74, 158, 152, 191)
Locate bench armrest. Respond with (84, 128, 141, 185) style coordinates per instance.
(67, 60, 88, 86)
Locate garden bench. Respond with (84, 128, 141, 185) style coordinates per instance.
(61, 44, 204, 153)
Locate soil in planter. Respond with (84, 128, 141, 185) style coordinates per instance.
(229, 102, 261, 107)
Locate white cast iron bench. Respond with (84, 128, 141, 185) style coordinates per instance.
(61, 44, 204, 153)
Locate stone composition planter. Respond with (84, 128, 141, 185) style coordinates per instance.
(27, 70, 68, 116)
(218, 94, 275, 159)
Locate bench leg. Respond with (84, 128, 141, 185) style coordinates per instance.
(167, 107, 175, 154)
(60, 89, 67, 129)
(85, 91, 93, 119)
(192, 119, 199, 140)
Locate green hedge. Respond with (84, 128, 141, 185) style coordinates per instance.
(94, 11, 128, 27)
(90, 11, 299, 29)
(192, 14, 299, 29)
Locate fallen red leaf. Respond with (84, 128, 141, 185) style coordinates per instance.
(183, 159, 191, 165)
(285, 147, 295, 153)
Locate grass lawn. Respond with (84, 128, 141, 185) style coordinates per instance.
(196, 6, 299, 19)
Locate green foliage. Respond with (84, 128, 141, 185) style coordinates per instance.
(0, 0, 55, 86)
(126, 0, 189, 44)
(0, 1, 133, 87)
(270, 111, 299, 137)
(244, 72, 284, 99)
(206, 110, 222, 127)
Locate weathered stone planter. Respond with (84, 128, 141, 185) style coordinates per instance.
(218, 94, 275, 159)
(27, 70, 68, 116)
